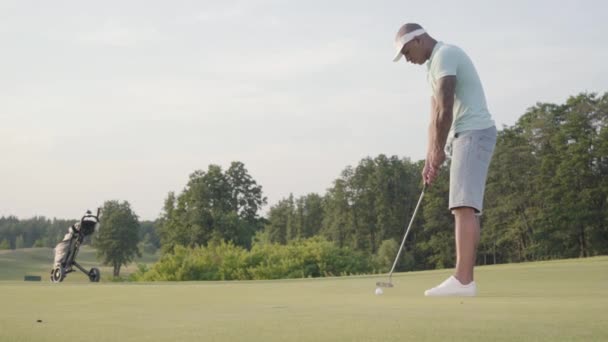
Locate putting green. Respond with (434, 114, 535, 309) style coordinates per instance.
(1, 256, 606, 341)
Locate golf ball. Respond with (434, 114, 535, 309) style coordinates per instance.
(375, 287, 383, 295)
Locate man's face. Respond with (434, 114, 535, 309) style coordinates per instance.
(400, 38, 425, 65)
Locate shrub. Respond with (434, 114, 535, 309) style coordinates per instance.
(135, 237, 375, 281)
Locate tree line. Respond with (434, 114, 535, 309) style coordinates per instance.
(151, 92, 607, 277)
(2, 92, 607, 279)
(260, 92, 608, 270)
(0, 214, 159, 253)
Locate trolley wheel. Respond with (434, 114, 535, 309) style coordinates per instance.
(50, 266, 65, 283)
(88, 267, 101, 282)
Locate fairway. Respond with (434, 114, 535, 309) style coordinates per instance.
(1, 257, 607, 342)
(0, 247, 158, 282)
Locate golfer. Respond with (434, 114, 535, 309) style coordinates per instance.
(393, 23, 497, 296)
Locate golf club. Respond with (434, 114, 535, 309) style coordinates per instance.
(376, 183, 426, 288)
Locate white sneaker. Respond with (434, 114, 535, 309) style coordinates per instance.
(424, 276, 477, 297)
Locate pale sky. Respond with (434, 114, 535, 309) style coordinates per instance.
(1, 0, 606, 220)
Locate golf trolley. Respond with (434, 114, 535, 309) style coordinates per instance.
(51, 209, 101, 283)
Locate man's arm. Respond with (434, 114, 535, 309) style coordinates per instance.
(424, 76, 456, 184)
(430, 76, 456, 157)
(427, 96, 437, 159)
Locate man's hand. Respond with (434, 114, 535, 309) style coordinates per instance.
(422, 159, 434, 185)
(423, 148, 446, 185)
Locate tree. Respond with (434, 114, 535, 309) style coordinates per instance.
(94, 201, 141, 277)
(417, 166, 454, 269)
(483, 127, 540, 263)
(321, 168, 355, 248)
(264, 195, 295, 244)
(479, 92, 608, 262)
(140, 233, 158, 254)
(321, 155, 421, 255)
(15, 235, 24, 249)
(263, 192, 325, 244)
(298, 193, 324, 238)
(139, 221, 160, 249)
(159, 162, 267, 252)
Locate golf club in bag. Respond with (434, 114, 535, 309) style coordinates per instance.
(376, 183, 426, 288)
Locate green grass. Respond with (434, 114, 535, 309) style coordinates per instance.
(0, 255, 607, 341)
(0, 247, 159, 282)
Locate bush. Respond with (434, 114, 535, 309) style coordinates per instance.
(373, 238, 418, 272)
(0, 239, 10, 250)
(134, 237, 374, 281)
(374, 239, 399, 272)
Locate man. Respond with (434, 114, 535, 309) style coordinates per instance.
(393, 23, 497, 296)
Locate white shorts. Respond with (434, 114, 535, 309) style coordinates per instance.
(447, 126, 497, 215)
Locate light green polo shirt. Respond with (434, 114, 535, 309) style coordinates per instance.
(426, 42, 495, 135)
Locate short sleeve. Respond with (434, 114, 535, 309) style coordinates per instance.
(433, 46, 458, 79)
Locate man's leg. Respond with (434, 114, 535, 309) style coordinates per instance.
(453, 207, 479, 285)
(423, 206, 480, 297)
(424, 127, 496, 297)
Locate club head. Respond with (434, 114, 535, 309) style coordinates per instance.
(375, 281, 394, 288)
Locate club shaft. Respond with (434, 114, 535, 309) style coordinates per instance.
(387, 185, 426, 279)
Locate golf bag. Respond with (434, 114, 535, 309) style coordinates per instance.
(51, 209, 101, 283)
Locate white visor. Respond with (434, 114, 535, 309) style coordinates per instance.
(392, 28, 426, 62)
